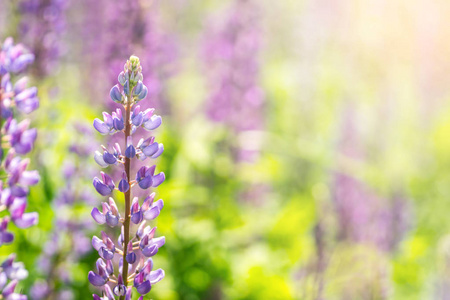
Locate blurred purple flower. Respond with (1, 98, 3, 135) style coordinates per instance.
(202, 0, 265, 134)
(332, 107, 411, 252)
(31, 124, 97, 299)
(18, 0, 69, 76)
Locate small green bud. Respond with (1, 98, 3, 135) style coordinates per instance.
(129, 55, 140, 68)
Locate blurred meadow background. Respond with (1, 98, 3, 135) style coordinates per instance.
(1, 0, 450, 299)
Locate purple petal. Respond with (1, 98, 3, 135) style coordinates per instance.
(142, 244, 159, 257)
(10, 186, 27, 197)
(103, 112, 113, 127)
(118, 227, 124, 248)
(94, 151, 108, 168)
(93, 119, 110, 135)
(6, 293, 27, 300)
(91, 207, 106, 224)
(96, 258, 106, 273)
(155, 199, 164, 210)
(137, 86, 148, 100)
(2, 279, 17, 296)
(134, 81, 144, 95)
(152, 236, 166, 248)
(152, 172, 165, 187)
(113, 143, 122, 156)
(138, 176, 152, 190)
(93, 178, 112, 196)
(15, 87, 37, 101)
(141, 193, 155, 211)
(11, 53, 34, 72)
(14, 212, 38, 228)
(105, 259, 114, 275)
(0, 232, 14, 245)
(105, 284, 115, 298)
(136, 222, 147, 239)
(113, 284, 127, 297)
(88, 271, 106, 287)
(10, 201, 26, 220)
(151, 143, 164, 158)
(132, 113, 143, 126)
(142, 142, 158, 157)
(113, 118, 124, 131)
(126, 252, 137, 264)
(118, 179, 130, 193)
(142, 108, 155, 122)
(0, 273, 7, 290)
(100, 247, 114, 260)
(124, 80, 130, 94)
(102, 172, 115, 190)
(148, 268, 165, 284)
(142, 258, 154, 274)
(131, 210, 143, 225)
(13, 77, 28, 94)
(135, 280, 151, 295)
(103, 152, 117, 165)
(144, 206, 160, 221)
(110, 85, 122, 103)
(105, 212, 119, 227)
(125, 287, 132, 300)
(125, 145, 136, 158)
(92, 236, 104, 251)
(131, 198, 139, 214)
(147, 165, 156, 176)
(16, 96, 39, 114)
(136, 166, 146, 180)
(19, 170, 39, 186)
(143, 115, 162, 130)
(118, 72, 126, 85)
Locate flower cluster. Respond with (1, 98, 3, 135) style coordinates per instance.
(89, 56, 165, 299)
(0, 37, 40, 299)
(0, 254, 29, 300)
(18, 0, 68, 76)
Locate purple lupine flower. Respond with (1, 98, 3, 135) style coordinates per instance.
(0, 255, 29, 300)
(18, 0, 69, 76)
(91, 197, 121, 227)
(6, 119, 37, 154)
(0, 218, 14, 245)
(90, 56, 166, 299)
(202, 0, 265, 140)
(0, 37, 40, 299)
(93, 172, 116, 196)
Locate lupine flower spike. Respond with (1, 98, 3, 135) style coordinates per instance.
(0, 37, 40, 299)
(90, 56, 165, 299)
